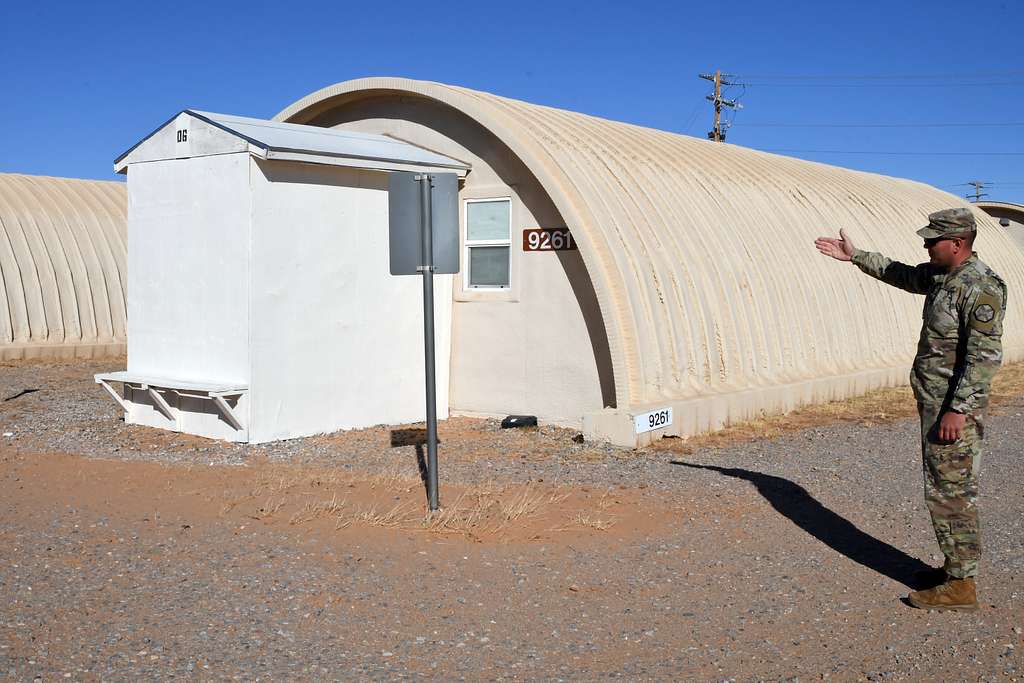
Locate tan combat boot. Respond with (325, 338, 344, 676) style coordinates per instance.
(907, 577, 978, 612)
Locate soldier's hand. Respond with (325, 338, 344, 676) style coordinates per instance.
(938, 411, 966, 443)
(814, 229, 855, 262)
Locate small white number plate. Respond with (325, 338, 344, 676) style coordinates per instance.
(634, 407, 673, 434)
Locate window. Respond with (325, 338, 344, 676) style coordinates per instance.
(464, 198, 511, 288)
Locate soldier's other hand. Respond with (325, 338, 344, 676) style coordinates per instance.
(938, 411, 966, 443)
(814, 228, 855, 262)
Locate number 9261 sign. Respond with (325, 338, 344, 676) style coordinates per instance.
(634, 407, 673, 435)
(523, 228, 577, 252)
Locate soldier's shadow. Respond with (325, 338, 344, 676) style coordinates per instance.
(671, 461, 931, 588)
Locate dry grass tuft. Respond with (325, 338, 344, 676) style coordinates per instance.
(289, 493, 347, 525)
(251, 468, 305, 496)
(218, 464, 609, 539)
(500, 484, 560, 523)
(421, 492, 490, 533)
(337, 501, 417, 530)
(247, 496, 286, 520)
(570, 512, 617, 531)
(413, 483, 574, 536)
(472, 479, 505, 498)
(365, 463, 423, 491)
(596, 488, 618, 510)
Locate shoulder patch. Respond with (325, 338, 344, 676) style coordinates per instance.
(970, 289, 1002, 333)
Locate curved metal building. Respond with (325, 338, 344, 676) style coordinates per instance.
(977, 201, 1024, 250)
(279, 78, 1024, 444)
(0, 173, 127, 360)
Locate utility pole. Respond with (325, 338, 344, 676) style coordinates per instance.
(965, 180, 990, 202)
(699, 70, 743, 142)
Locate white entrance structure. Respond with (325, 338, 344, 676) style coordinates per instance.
(98, 111, 468, 442)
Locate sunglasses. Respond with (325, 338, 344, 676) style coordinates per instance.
(923, 236, 962, 248)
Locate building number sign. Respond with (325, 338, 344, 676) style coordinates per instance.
(634, 407, 673, 435)
(523, 228, 577, 252)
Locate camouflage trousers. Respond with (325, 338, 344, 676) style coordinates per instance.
(919, 404, 983, 579)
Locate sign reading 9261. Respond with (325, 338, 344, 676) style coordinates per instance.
(634, 407, 673, 434)
(523, 228, 577, 252)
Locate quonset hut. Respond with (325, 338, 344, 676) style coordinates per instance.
(276, 77, 1024, 446)
(976, 201, 1024, 250)
(0, 174, 127, 360)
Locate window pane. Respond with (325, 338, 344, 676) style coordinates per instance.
(467, 200, 510, 241)
(469, 246, 510, 287)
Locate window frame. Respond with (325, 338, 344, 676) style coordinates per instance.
(463, 196, 513, 290)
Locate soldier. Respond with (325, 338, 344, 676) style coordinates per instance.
(814, 207, 1006, 611)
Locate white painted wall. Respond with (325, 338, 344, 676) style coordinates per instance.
(126, 154, 250, 384)
(451, 182, 609, 425)
(125, 147, 454, 443)
(324, 108, 611, 426)
(118, 112, 248, 171)
(247, 159, 452, 443)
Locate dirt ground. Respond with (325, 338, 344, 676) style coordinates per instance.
(1, 360, 1023, 681)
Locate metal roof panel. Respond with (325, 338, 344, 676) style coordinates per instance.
(115, 110, 470, 173)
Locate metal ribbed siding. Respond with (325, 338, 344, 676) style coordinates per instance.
(279, 78, 1024, 416)
(977, 201, 1024, 251)
(0, 174, 127, 360)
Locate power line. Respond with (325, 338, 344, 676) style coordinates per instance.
(758, 149, 1024, 156)
(741, 70, 1024, 80)
(721, 81, 747, 134)
(741, 81, 1024, 88)
(947, 181, 1024, 186)
(680, 101, 703, 135)
(741, 121, 1024, 128)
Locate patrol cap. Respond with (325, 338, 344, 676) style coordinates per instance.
(916, 208, 977, 239)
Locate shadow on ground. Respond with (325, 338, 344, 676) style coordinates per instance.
(390, 428, 433, 502)
(671, 461, 931, 589)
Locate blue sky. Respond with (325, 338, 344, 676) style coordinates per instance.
(2, 0, 1022, 203)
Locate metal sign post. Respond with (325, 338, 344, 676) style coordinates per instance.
(416, 174, 440, 511)
(388, 171, 458, 512)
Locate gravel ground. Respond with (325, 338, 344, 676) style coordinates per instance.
(1, 360, 1023, 681)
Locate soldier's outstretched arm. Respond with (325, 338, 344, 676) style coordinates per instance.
(814, 229, 855, 261)
(815, 229, 931, 294)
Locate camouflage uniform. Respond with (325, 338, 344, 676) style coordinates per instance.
(851, 214, 1006, 579)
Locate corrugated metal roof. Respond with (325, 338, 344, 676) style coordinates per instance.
(278, 77, 1024, 425)
(977, 201, 1024, 250)
(0, 173, 127, 360)
(114, 110, 470, 173)
(977, 200, 1024, 215)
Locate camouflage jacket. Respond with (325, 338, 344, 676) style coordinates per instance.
(851, 250, 1007, 413)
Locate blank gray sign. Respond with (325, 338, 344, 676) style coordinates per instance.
(388, 172, 460, 275)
